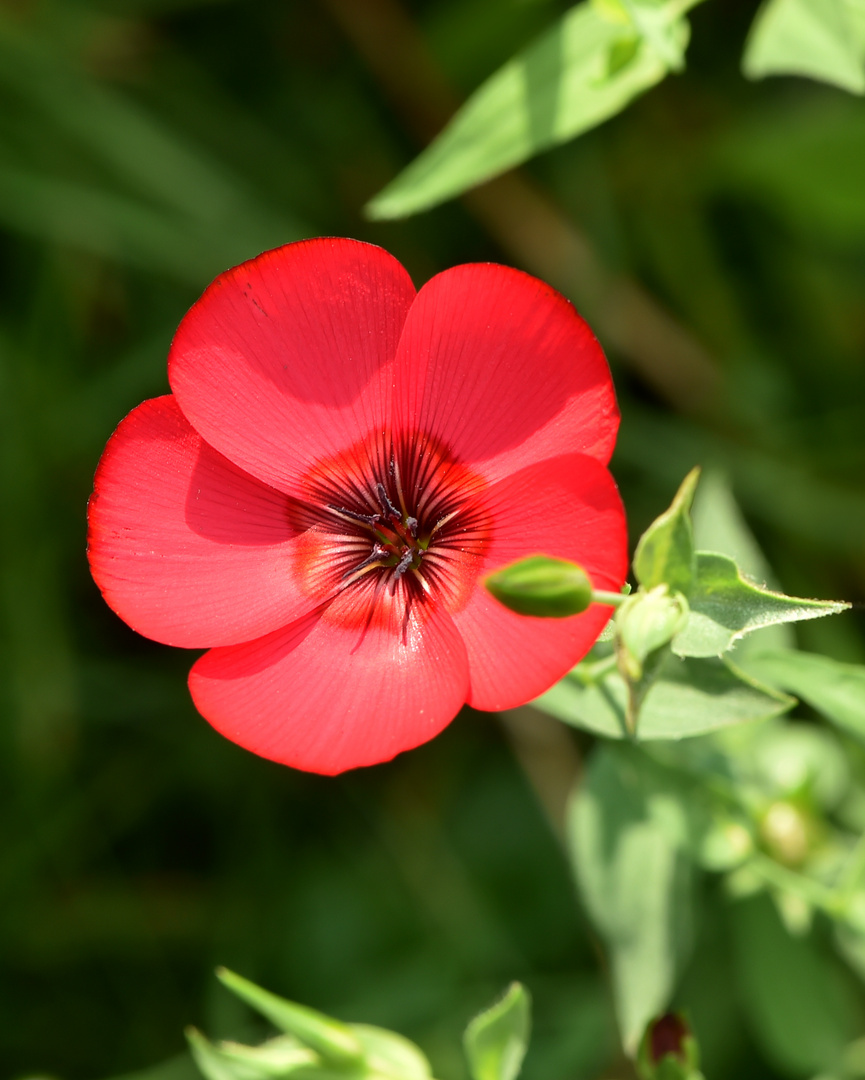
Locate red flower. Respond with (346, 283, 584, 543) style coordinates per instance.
(88, 239, 627, 774)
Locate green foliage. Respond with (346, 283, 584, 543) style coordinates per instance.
(671, 553, 849, 658)
(0, 11, 307, 282)
(535, 648, 793, 739)
(731, 895, 860, 1076)
(484, 557, 592, 618)
(536, 468, 848, 740)
(366, 0, 700, 220)
(742, 0, 865, 94)
(632, 468, 699, 595)
(690, 470, 795, 655)
(744, 649, 865, 744)
(463, 984, 531, 1080)
(2, 2, 865, 1079)
(567, 745, 694, 1054)
(189, 973, 435, 1080)
(214, 969, 364, 1066)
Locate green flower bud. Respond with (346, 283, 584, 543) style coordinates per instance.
(615, 585, 689, 681)
(484, 556, 593, 618)
(758, 799, 817, 868)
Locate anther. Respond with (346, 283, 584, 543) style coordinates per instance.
(376, 482, 401, 522)
(344, 544, 387, 580)
(393, 549, 415, 579)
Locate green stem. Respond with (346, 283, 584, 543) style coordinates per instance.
(572, 653, 619, 685)
(749, 853, 846, 920)
(592, 589, 628, 607)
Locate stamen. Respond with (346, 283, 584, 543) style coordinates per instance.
(429, 507, 461, 537)
(327, 504, 381, 530)
(390, 456, 410, 519)
(342, 544, 387, 585)
(393, 549, 414, 579)
(376, 482, 401, 522)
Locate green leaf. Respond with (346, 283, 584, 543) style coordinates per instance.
(366, 1, 686, 220)
(633, 468, 700, 595)
(187, 1029, 269, 1080)
(731, 894, 859, 1076)
(621, 0, 689, 70)
(463, 983, 531, 1080)
(186, 1029, 319, 1080)
(484, 555, 592, 618)
(742, 649, 865, 745)
(348, 1026, 433, 1080)
(742, 0, 865, 94)
(186, 1023, 431, 1080)
(690, 470, 794, 654)
(567, 745, 694, 1054)
(671, 553, 849, 658)
(534, 649, 794, 740)
(216, 969, 364, 1066)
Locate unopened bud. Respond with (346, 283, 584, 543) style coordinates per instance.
(637, 1013, 701, 1080)
(616, 585, 689, 681)
(759, 800, 815, 868)
(484, 556, 593, 618)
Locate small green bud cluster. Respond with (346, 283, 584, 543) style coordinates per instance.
(615, 585, 689, 682)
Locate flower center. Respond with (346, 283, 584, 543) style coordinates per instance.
(290, 430, 491, 622)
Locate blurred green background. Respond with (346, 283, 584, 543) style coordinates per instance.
(0, 0, 863, 1077)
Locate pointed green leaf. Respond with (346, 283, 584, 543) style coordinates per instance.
(742, 0, 865, 94)
(633, 469, 700, 595)
(463, 984, 531, 1080)
(485, 556, 592, 618)
(534, 650, 793, 740)
(187, 1028, 269, 1080)
(366, 2, 683, 220)
(690, 470, 794, 654)
(567, 746, 694, 1054)
(671, 552, 849, 658)
(348, 1026, 433, 1080)
(187, 1029, 322, 1080)
(743, 649, 865, 745)
(216, 969, 363, 1066)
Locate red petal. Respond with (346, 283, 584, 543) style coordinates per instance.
(392, 263, 618, 482)
(88, 396, 318, 648)
(451, 453, 628, 711)
(169, 239, 416, 493)
(188, 588, 470, 774)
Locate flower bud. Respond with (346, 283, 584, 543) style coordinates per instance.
(484, 556, 593, 618)
(637, 1012, 701, 1080)
(759, 799, 816, 868)
(615, 585, 689, 681)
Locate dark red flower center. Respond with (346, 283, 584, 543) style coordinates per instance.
(291, 430, 492, 627)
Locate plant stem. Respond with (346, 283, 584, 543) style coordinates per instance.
(592, 589, 628, 607)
